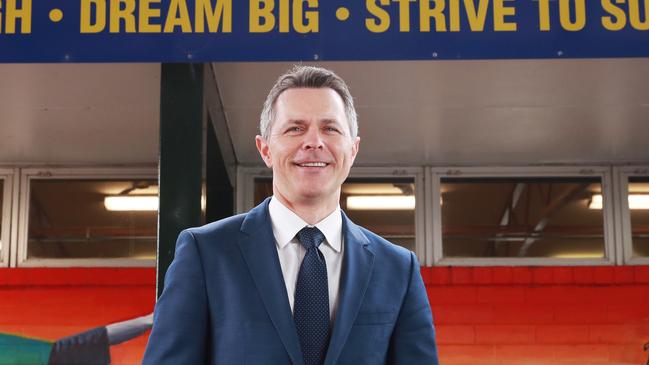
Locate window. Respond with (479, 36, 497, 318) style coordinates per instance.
(1, 179, 4, 261)
(628, 176, 649, 257)
(431, 167, 615, 265)
(0, 168, 16, 267)
(617, 166, 649, 264)
(18, 168, 157, 267)
(239, 167, 425, 257)
(341, 179, 417, 252)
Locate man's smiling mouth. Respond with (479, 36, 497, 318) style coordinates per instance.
(295, 162, 329, 167)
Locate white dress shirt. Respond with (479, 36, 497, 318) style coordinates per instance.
(268, 196, 344, 322)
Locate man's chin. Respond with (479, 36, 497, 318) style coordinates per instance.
(294, 189, 336, 203)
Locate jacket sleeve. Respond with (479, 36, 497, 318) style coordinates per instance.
(387, 251, 439, 365)
(142, 230, 209, 365)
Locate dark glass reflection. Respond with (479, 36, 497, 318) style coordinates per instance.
(28, 179, 157, 260)
(441, 177, 605, 259)
(629, 177, 649, 257)
(0, 179, 4, 257)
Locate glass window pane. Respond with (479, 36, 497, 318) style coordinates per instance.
(28, 179, 157, 260)
(441, 177, 605, 259)
(629, 177, 649, 257)
(253, 177, 417, 252)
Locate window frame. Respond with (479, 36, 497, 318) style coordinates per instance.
(236, 166, 427, 264)
(0, 168, 17, 267)
(429, 166, 616, 266)
(17, 167, 158, 267)
(615, 165, 649, 265)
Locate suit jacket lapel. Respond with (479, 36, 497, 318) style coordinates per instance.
(325, 211, 375, 365)
(238, 198, 304, 365)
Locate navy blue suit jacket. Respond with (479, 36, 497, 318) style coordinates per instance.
(143, 198, 438, 364)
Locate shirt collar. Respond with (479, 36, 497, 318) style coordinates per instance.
(268, 196, 342, 252)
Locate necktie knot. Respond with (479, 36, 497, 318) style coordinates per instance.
(297, 227, 325, 249)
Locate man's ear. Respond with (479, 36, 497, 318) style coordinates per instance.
(255, 135, 273, 168)
(350, 136, 360, 163)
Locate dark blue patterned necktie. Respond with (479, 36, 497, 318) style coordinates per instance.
(294, 227, 330, 365)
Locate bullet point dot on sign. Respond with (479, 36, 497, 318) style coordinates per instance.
(49, 9, 63, 22)
(336, 7, 350, 21)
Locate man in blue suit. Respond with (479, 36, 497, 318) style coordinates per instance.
(143, 66, 438, 364)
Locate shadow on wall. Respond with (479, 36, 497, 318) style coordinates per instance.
(0, 313, 152, 365)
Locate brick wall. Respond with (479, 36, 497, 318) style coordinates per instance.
(1, 266, 648, 365)
(423, 266, 649, 365)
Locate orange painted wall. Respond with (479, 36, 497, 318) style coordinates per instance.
(2, 266, 649, 364)
(0, 268, 155, 365)
(423, 266, 649, 365)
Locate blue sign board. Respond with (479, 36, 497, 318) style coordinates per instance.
(0, 0, 648, 62)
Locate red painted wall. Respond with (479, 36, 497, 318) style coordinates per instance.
(423, 266, 649, 365)
(0, 268, 155, 365)
(2, 266, 648, 364)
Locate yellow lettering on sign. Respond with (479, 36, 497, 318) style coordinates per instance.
(601, 0, 626, 31)
(250, 0, 275, 32)
(464, 0, 489, 31)
(419, 0, 446, 32)
(493, 0, 516, 31)
(278, 0, 289, 32)
(366, 0, 390, 33)
(449, 0, 459, 31)
(196, 0, 232, 33)
(538, 0, 551, 31)
(164, 0, 192, 32)
(394, 0, 413, 32)
(139, 0, 161, 33)
(4, 0, 32, 34)
(110, 0, 135, 33)
(559, 0, 586, 31)
(293, 0, 318, 33)
(81, 0, 106, 33)
(629, 0, 649, 30)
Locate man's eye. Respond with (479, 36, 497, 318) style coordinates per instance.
(325, 126, 339, 133)
(287, 126, 302, 133)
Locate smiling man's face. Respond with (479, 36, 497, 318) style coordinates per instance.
(256, 87, 360, 208)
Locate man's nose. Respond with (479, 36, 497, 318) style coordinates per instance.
(302, 128, 324, 149)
